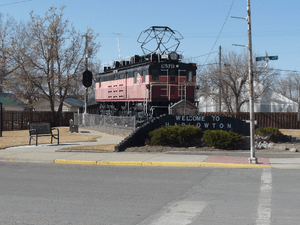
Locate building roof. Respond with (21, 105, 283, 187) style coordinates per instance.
(31, 95, 84, 108)
(170, 99, 198, 109)
(87, 94, 98, 106)
(0, 93, 27, 107)
(63, 95, 84, 107)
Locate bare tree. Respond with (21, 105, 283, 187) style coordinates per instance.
(4, 20, 40, 106)
(8, 6, 100, 123)
(274, 72, 299, 101)
(67, 58, 102, 99)
(197, 50, 279, 113)
(0, 13, 19, 93)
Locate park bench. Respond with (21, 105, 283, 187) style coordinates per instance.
(28, 122, 59, 146)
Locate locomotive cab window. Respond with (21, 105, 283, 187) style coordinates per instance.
(161, 69, 168, 75)
(170, 69, 176, 76)
(179, 70, 186, 76)
(151, 70, 159, 81)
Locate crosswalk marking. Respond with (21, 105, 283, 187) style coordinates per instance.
(256, 169, 272, 225)
(139, 201, 207, 225)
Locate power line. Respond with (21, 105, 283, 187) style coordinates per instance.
(273, 68, 300, 73)
(185, 51, 218, 61)
(199, 0, 235, 71)
(0, 0, 32, 7)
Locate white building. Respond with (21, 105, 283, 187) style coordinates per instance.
(32, 95, 84, 112)
(198, 81, 298, 113)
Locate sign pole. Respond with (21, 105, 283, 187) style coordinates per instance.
(83, 33, 91, 126)
(247, 0, 257, 164)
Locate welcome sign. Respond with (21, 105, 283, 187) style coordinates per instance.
(115, 114, 251, 151)
(159, 115, 250, 136)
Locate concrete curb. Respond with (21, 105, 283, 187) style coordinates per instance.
(53, 159, 272, 168)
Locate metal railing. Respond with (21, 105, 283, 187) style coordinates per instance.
(74, 113, 136, 136)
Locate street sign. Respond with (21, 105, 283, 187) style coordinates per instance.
(256, 56, 278, 61)
(268, 56, 278, 60)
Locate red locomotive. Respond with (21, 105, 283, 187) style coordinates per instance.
(95, 26, 197, 118)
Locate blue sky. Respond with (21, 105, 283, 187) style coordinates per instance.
(1, 0, 300, 75)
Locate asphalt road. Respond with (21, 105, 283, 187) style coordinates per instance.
(1, 162, 300, 225)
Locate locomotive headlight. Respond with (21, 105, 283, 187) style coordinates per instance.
(169, 52, 179, 61)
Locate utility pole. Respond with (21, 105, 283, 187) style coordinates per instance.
(231, 1, 259, 163)
(247, 0, 257, 164)
(232, 0, 257, 163)
(218, 45, 222, 112)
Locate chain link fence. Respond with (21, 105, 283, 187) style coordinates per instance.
(74, 113, 136, 136)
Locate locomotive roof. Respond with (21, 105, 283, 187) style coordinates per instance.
(98, 52, 197, 77)
(98, 60, 150, 76)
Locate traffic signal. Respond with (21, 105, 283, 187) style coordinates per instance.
(82, 70, 93, 87)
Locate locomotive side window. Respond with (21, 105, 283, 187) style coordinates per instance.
(128, 71, 133, 78)
(134, 71, 138, 83)
(108, 74, 114, 81)
(188, 71, 193, 81)
(152, 70, 159, 81)
(142, 69, 147, 82)
(119, 73, 126, 79)
(170, 76, 175, 82)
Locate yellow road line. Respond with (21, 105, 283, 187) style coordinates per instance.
(53, 159, 271, 168)
(53, 159, 97, 165)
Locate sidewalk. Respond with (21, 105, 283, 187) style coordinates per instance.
(1, 130, 300, 169)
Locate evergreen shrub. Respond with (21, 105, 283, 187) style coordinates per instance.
(148, 125, 203, 146)
(202, 130, 245, 150)
(255, 126, 283, 142)
(255, 126, 283, 137)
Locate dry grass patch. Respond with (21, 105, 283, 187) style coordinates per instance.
(280, 129, 300, 139)
(0, 127, 101, 149)
(61, 144, 116, 152)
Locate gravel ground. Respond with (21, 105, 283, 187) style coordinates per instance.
(125, 143, 300, 153)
